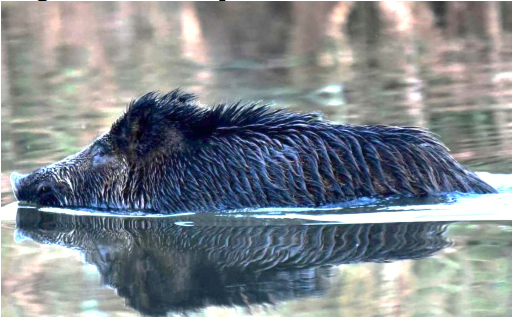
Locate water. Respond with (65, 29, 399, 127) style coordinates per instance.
(1, 182, 512, 317)
(1, 2, 512, 317)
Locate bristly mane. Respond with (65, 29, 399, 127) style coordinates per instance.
(110, 89, 496, 212)
(116, 89, 324, 140)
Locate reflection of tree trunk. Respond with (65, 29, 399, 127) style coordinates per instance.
(446, 2, 488, 38)
(488, 2, 512, 159)
(336, 265, 380, 316)
(289, 2, 339, 90)
(3, 5, 46, 161)
(1, 14, 13, 184)
(424, 1, 512, 168)
(379, 262, 409, 317)
(344, 2, 437, 126)
(380, 2, 437, 127)
(290, 2, 338, 57)
(1, 24, 10, 109)
(503, 2, 512, 32)
(191, 2, 296, 100)
(181, 2, 208, 65)
(194, 2, 293, 63)
(40, 3, 60, 72)
(344, 1, 381, 124)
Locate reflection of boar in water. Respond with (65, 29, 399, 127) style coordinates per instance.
(10, 89, 496, 212)
(15, 208, 451, 316)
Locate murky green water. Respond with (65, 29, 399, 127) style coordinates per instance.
(2, 2, 512, 317)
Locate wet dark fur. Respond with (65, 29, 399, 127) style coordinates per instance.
(11, 90, 496, 212)
(110, 90, 496, 211)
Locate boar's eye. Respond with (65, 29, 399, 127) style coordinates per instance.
(36, 182, 59, 206)
(92, 146, 106, 156)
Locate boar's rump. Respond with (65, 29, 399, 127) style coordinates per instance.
(10, 89, 496, 213)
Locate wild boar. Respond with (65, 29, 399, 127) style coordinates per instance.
(10, 89, 496, 212)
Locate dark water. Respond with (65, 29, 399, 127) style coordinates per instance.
(2, 2, 512, 317)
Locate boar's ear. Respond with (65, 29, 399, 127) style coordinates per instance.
(111, 92, 189, 160)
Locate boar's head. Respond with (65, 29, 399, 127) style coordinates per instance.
(10, 89, 269, 212)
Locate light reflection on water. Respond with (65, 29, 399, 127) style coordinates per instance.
(2, 2, 512, 317)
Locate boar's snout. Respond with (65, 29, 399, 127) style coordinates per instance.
(10, 171, 61, 206)
(10, 172, 27, 201)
